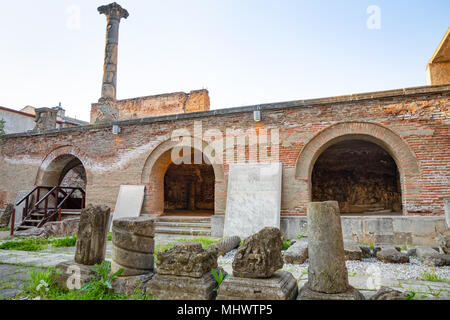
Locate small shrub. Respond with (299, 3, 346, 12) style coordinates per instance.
(51, 234, 77, 247)
(80, 261, 124, 299)
(23, 267, 57, 298)
(107, 232, 112, 242)
(178, 237, 219, 249)
(281, 237, 291, 251)
(0, 238, 49, 251)
(297, 233, 305, 240)
(212, 268, 229, 291)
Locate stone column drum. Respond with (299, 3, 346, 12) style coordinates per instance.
(111, 216, 155, 276)
(297, 201, 364, 300)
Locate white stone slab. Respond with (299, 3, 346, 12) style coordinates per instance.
(223, 163, 282, 238)
(444, 199, 450, 229)
(110, 185, 145, 231)
(11, 191, 29, 227)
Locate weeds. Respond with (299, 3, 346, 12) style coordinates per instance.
(51, 234, 77, 248)
(420, 270, 449, 283)
(212, 268, 229, 292)
(0, 238, 49, 251)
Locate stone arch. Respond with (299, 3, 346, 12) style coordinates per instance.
(295, 122, 420, 215)
(141, 137, 225, 215)
(35, 145, 89, 187)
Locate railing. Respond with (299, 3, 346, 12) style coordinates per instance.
(12, 186, 86, 235)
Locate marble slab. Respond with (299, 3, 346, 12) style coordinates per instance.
(11, 190, 29, 227)
(223, 163, 282, 238)
(110, 185, 145, 231)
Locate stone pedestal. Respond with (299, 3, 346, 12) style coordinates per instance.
(216, 271, 298, 300)
(146, 242, 220, 300)
(147, 268, 225, 300)
(75, 205, 110, 265)
(112, 273, 154, 296)
(297, 201, 364, 300)
(33, 108, 58, 131)
(53, 261, 96, 290)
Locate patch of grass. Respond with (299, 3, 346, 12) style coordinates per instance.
(107, 232, 112, 242)
(0, 226, 11, 232)
(400, 244, 408, 251)
(359, 242, 375, 250)
(0, 282, 16, 290)
(420, 271, 449, 283)
(0, 238, 49, 251)
(178, 237, 220, 249)
(20, 263, 153, 300)
(51, 234, 77, 248)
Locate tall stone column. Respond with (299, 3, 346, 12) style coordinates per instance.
(96, 2, 129, 123)
(297, 201, 364, 300)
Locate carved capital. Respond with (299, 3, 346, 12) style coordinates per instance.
(98, 2, 129, 21)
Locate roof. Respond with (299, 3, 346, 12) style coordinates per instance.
(428, 27, 450, 64)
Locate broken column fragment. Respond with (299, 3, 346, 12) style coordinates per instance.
(297, 201, 364, 300)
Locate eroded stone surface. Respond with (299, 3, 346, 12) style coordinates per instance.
(232, 227, 283, 278)
(111, 216, 155, 276)
(53, 261, 96, 290)
(217, 271, 297, 300)
(344, 241, 363, 261)
(0, 204, 13, 228)
(369, 287, 408, 300)
(210, 236, 241, 256)
(416, 246, 450, 266)
(305, 201, 350, 294)
(156, 242, 218, 278)
(283, 240, 308, 265)
(75, 205, 110, 266)
(112, 273, 154, 296)
(376, 248, 410, 264)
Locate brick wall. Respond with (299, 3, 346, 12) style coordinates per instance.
(90, 89, 210, 123)
(1, 85, 449, 218)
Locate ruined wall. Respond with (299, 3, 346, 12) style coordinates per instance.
(1, 85, 449, 217)
(90, 89, 210, 123)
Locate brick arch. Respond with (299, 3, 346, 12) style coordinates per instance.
(141, 137, 225, 215)
(295, 122, 420, 215)
(35, 145, 90, 187)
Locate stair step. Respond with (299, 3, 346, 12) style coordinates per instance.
(157, 217, 211, 223)
(155, 222, 211, 229)
(155, 228, 211, 236)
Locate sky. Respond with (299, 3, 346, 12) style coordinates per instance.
(0, 0, 449, 121)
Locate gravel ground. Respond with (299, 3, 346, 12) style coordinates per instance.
(218, 249, 450, 282)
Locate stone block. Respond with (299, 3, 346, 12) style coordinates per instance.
(283, 240, 308, 265)
(224, 163, 282, 238)
(156, 242, 217, 278)
(217, 271, 298, 300)
(210, 215, 225, 237)
(53, 261, 96, 291)
(112, 273, 154, 296)
(297, 282, 365, 300)
(416, 246, 450, 266)
(376, 248, 409, 264)
(369, 287, 408, 300)
(233, 227, 283, 278)
(0, 204, 13, 228)
(146, 268, 225, 300)
(112, 246, 154, 270)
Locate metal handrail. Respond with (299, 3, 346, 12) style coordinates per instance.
(34, 186, 58, 207)
(15, 186, 38, 206)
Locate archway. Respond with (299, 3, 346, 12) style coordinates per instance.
(164, 156, 215, 216)
(38, 153, 87, 210)
(141, 138, 225, 216)
(295, 122, 420, 215)
(311, 140, 402, 215)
